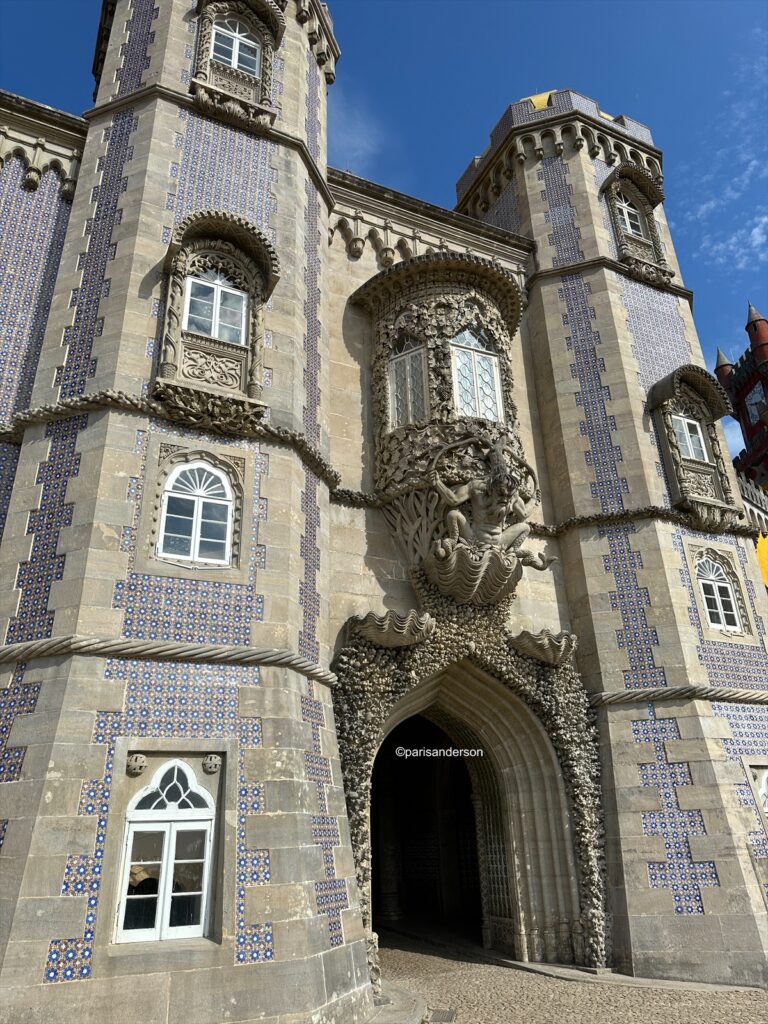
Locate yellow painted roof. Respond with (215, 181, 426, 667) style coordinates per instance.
(756, 533, 768, 587)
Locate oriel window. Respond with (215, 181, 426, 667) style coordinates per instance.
(211, 17, 262, 78)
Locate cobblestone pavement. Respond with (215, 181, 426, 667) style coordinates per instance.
(379, 939, 768, 1024)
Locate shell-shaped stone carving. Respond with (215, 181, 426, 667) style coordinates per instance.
(423, 543, 523, 606)
(508, 628, 578, 666)
(348, 609, 436, 648)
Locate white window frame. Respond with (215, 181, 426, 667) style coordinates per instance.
(388, 346, 429, 428)
(211, 17, 262, 78)
(157, 461, 234, 566)
(696, 556, 742, 633)
(671, 414, 709, 462)
(449, 333, 504, 423)
(115, 760, 215, 944)
(615, 190, 647, 239)
(182, 274, 248, 346)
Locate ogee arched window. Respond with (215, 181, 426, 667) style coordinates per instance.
(116, 760, 215, 943)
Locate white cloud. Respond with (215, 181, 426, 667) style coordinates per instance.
(722, 418, 745, 459)
(697, 207, 768, 270)
(327, 85, 386, 176)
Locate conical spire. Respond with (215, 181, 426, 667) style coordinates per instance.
(715, 347, 733, 369)
(747, 301, 764, 325)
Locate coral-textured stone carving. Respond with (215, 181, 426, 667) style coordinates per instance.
(347, 609, 436, 649)
(333, 576, 607, 985)
(508, 628, 578, 667)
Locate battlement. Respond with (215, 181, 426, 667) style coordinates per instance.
(456, 88, 655, 202)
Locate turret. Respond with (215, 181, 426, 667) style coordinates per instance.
(746, 301, 768, 366)
(715, 346, 734, 387)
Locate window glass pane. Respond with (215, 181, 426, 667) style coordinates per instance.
(212, 33, 234, 64)
(169, 893, 202, 928)
(164, 515, 195, 538)
(200, 519, 228, 542)
(200, 501, 228, 523)
(189, 281, 215, 302)
(176, 830, 207, 860)
(197, 538, 227, 560)
(392, 357, 409, 426)
(407, 352, 426, 421)
(476, 354, 500, 420)
(219, 289, 245, 315)
(131, 831, 165, 862)
(685, 422, 706, 461)
(166, 496, 195, 519)
(672, 416, 692, 458)
(186, 314, 214, 336)
(123, 896, 159, 931)
(162, 533, 192, 557)
(216, 322, 244, 345)
(237, 42, 260, 75)
(454, 349, 478, 416)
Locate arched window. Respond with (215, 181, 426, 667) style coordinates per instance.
(615, 190, 647, 238)
(388, 336, 428, 428)
(212, 17, 262, 78)
(671, 413, 708, 462)
(183, 268, 248, 346)
(450, 329, 503, 421)
(158, 462, 233, 564)
(696, 556, 741, 632)
(116, 760, 215, 943)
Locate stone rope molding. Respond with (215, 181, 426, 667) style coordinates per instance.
(0, 390, 758, 540)
(0, 634, 336, 686)
(591, 685, 768, 707)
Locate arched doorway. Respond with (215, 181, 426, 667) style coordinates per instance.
(371, 715, 483, 944)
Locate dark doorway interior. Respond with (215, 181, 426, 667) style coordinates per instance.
(371, 715, 482, 944)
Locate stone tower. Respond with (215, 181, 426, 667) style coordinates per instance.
(454, 90, 768, 984)
(0, 2, 374, 1021)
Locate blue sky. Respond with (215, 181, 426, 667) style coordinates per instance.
(1, 0, 766, 454)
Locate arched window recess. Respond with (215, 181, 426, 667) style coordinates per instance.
(388, 334, 429, 428)
(449, 327, 504, 422)
(192, 1, 286, 131)
(694, 552, 748, 635)
(158, 460, 235, 565)
(115, 759, 216, 943)
(157, 211, 279, 407)
(648, 365, 739, 530)
(600, 164, 671, 287)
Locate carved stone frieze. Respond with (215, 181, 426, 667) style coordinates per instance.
(181, 343, 244, 391)
(151, 379, 267, 436)
(508, 628, 578, 666)
(347, 609, 436, 648)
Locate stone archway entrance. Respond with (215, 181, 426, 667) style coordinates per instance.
(372, 715, 483, 944)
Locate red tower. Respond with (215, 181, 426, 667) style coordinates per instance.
(715, 302, 768, 486)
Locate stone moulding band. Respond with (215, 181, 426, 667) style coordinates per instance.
(0, 634, 336, 686)
(1, 390, 757, 541)
(591, 685, 768, 707)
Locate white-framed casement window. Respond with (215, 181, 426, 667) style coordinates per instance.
(388, 336, 429, 428)
(615, 190, 647, 238)
(211, 17, 262, 78)
(116, 760, 215, 943)
(450, 329, 504, 421)
(671, 414, 708, 462)
(696, 556, 742, 632)
(158, 462, 233, 564)
(183, 270, 248, 346)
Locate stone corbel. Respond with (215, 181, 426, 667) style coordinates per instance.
(60, 151, 81, 203)
(335, 213, 366, 258)
(22, 137, 45, 191)
(369, 224, 396, 268)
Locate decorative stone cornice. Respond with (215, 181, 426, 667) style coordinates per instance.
(329, 167, 532, 276)
(0, 633, 336, 686)
(0, 89, 84, 200)
(352, 251, 525, 336)
(456, 105, 663, 214)
(591, 685, 768, 707)
(526, 257, 694, 303)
